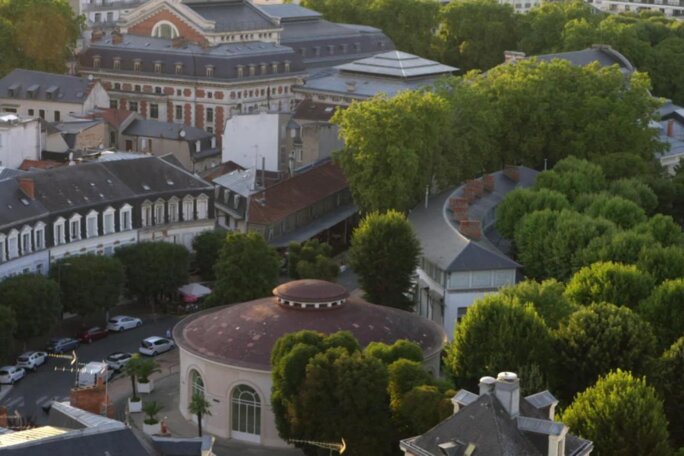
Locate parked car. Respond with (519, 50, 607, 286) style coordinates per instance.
(105, 352, 133, 371)
(139, 337, 175, 356)
(0, 366, 26, 384)
(106, 316, 143, 332)
(76, 326, 109, 343)
(47, 337, 80, 354)
(16, 351, 48, 370)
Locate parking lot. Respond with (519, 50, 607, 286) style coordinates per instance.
(0, 314, 179, 425)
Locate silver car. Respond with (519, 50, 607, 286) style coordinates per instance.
(16, 351, 48, 370)
(0, 366, 26, 384)
(106, 315, 143, 332)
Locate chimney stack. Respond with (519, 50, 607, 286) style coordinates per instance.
(479, 376, 496, 395)
(91, 29, 104, 42)
(18, 178, 35, 200)
(111, 30, 123, 45)
(459, 220, 481, 240)
(483, 174, 495, 192)
(504, 50, 526, 64)
(172, 36, 187, 48)
(667, 119, 674, 137)
(503, 165, 520, 183)
(495, 372, 520, 417)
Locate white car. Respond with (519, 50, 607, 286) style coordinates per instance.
(16, 351, 48, 370)
(0, 366, 26, 384)
(105, 352, 133, 371)
(106, 315, 143, 332)
(139, 337, 175, 356)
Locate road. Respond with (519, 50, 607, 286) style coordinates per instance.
(0, 315, 179, 426)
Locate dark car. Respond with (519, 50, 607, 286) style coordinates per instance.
(76, 326, 109, 344)
(47, 337, 80, 354)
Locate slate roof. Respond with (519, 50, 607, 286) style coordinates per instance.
(405, 391, 593, 456)
(247, 160, 348, 225)
(0, 167, 24, 182)
(187, 0, 279, 33)
(259, 4, 322, 20)
(213, 167, 260, 197)
(0, 156, 212, 230)
(409, 167, 538, 273)
(292, 99, 340, 122)
(0, 69, 96, 104)
(337, 51, 458, 78)
(534, 45, 634, 73)
(122, 118, 212, 142)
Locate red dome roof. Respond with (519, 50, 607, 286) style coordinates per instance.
(174, 282, 446, 371)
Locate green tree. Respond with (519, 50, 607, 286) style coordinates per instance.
(609, 178, 659, 213)
(115, 242, 189, 307)
(206, 232, 279, 306)
(439, 0, 519, 71)
(188, 392, 212, 437)
(564, 261, 654, 309)
(365, 339, 423, 365)
(638, 244, 684, 284)
(652, 337, 684, 447)
(0, 0, 83, 74)
(192, 230, 225, 280)
(51, 255, 124, 318)
(369, 0, 440, 58)
(0, 305, 16, 363)
(287, 239, 338, 281)
(534, 157, 606, 201)
(445, 294, 552, 389)
(562, 370, 672, 456)
(553, 303, 657, 401)
(299, 0, 369, 24)
(333, 91, 450, 212)
(640, 279, 684, 350)
(635, 213, 684, 246)
(499, 279, 577, 328)
(392, 384, 453, 436)
(348, 210, 421, 310)
(0, 274, 61, 345)
(583, 194, 647, 229)
(580, 229, 655, 266)
(495, 187, 570, 239)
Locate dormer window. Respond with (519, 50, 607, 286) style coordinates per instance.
(93, 55, 101, 70)
(284, 61, 291, 73)
(260, 63, 267, 75)
(175, 63, 183, 75)
(249, 64, 256, 77)
(114, 82, 121, 90)
(133, 59, 142, 72)
(236, 65, 244, 78)
(328, 45, 334, 55)
(271, 62, 278, 74)
(154, 61, 162, 73)
(354, 42, 361, 52)
(206, 65, 214, 77)
(113, 57, 121, 70)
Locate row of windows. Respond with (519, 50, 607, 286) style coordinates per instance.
(93, 56, 292, 77)
(53, 205, 132, 247)
(140, 195, 209, 228)
(299, 42, 362, 58)
(0, 223, 46, 263)
(109, 82, 293, 100)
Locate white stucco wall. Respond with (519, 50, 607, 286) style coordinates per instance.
(138, 219, 215, 250)
(83, 82, 110, 112)
(0, 119, 41, 169)
(222, 112, 280, 172)
(0, 250, 50, 279)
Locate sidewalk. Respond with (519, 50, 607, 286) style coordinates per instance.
(109, 353, 302, 456)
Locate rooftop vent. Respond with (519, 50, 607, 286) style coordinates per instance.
(166, 179, 174, 186)
(20, 198, 30, 206)
(142, 184, 151, 191)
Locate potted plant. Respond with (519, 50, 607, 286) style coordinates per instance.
(136, 358, 161, 394)
(142, 401, 163, 435)
(188, 392, 212, 437)
(123, 354, 144, 413)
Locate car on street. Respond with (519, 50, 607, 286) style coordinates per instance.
(106, 315, 143, 332)
(47, 337, 80, 354)
(76, 326, 109, 343)
(0, 366, 26, 384)
(16, 351, 48, 370)
(105, 352, 133, 371)
(139, 336, 175, 356)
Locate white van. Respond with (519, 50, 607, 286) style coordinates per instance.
(77, 361, 113, 387)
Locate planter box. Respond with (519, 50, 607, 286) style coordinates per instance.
(137, 380, 154, 394)
(128, 398, 142, 413)
(143, 421, 161, 435)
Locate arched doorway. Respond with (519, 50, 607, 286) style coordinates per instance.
(189, 369, 204, 398)
(231, 384, 261, 443)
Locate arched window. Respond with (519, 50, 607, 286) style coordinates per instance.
(152, 21, 179, 39)
(190, 369, 204, 398)
(231, 385, 261, 439)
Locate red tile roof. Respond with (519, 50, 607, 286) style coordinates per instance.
(86, 108, 136, 129)
(248, 161, 348, 226)
(19, 159, 65, 171)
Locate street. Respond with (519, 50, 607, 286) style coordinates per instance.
(0, 314, 179, 425)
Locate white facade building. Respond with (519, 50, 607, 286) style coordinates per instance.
(0, 114, 41, 169)
(222, 110, 290, 172)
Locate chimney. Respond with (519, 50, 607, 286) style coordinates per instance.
(19, 178, 35, 199)
(495, 372, 520, 417)
(172, 36, 187, 48)
(111, 30, 123, 45)
(459, 220, 481, 240)
(479, 376, 496, 395)
(483, 174, 495, 192)
(345, 81, 357, 93)
(504, 50, 526, 64)
(91, 29, 104, 42)
(503, 165, 520, 183)
(667, 119, 674, 137)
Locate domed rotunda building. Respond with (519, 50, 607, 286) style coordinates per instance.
(173, 279, 447, 447)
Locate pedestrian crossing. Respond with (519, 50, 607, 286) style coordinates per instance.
(1, 395, 69, 411)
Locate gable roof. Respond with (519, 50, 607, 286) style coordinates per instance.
(0, 69, 97, 104)
(247, 160, 347, 225)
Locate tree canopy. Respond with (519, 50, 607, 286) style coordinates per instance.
(562, 370, 672, 456)
(348, 210, 421, 310)
(0, 305, 16, 362)
(208, 232, 279, 305)
(51, 255, 124, 317)
(639, 278, 684, 350)
(192, 230, 225, 281)
(287, 239, 338, 281)
(499, 279, 577, 328)
(0, 274, 61, 343)
(652, 337, 684, 447)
